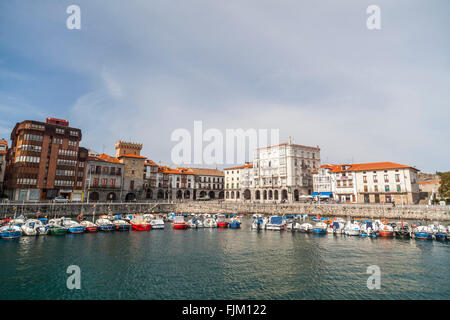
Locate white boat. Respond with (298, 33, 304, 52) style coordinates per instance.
(203, 218, 217, 228)
(188, 218, 201, 228)
(286, 221, 301, 231)
(266, 216, 286, 231)
(21, 219, 48, 236)
(150, 218, 165, 229)
(344, 222, 361, 236)
(9, 218, 26, 227)
(299, 223, 313, 233)
(251, 217, 266, 230)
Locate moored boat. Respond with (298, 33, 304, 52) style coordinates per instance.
(48, 218, 68, 235)
(96, 218, 115, 232)
(173, 215, 189, 229)
(378, 224, 394, 237)
(413, 226, 433, 240)
(0, 225, 22, 239)
(299, 223, 313, 233)
(130, 216, 151, 231)
(113, 219, 131, 231)
(229, 217, 241, 229)
(344, 222, 360, 236)
(216, 217, 229, 228)
(266, 216, 285, 231)
(203, 218, 217, 228)
(21, 219, 48, 236)
(81, 220, 99, 232)
(313, 222, 327, 234)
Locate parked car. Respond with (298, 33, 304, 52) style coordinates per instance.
(53, 196, 69, 203)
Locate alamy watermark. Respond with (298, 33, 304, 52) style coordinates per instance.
(366, 265, 381, 290)
(66, 265, 81, 289)
(171, 121, 279, 166)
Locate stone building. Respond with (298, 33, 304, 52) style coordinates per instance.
(0, 139, 8, 196)
(85, 152, 125, 202)
(5, 118, 85, 201)
(188, 168, 224, 200)
(115, 141, 146, 201)
(224, 163, 253, 202)
(251, 138, 321, 203)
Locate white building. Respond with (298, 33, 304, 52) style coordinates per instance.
(251, 138, 321, 202)
(224, 163, 253, 201)
(312, 162, 420, 204)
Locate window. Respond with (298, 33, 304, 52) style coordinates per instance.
(93, 178, 99, 186)
(397, 185, 401, 192)
(385, 185, 390, 192)
(363, 176, 367, 183)
(384, 174, 389, 183)
(55, 128, 65, 134)
(395, 174, 400, 182)
(110, 179, 116, 187)
(130, 180, 134, 190)
(373, 175, 378, 183)
(374, 185, 378, 192)
(364, 185, 368, 192)
(101, 178, 107, 187)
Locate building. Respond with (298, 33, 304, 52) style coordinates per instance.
(5, 118, 85, 201)
(0, 139, 8, 196)
(188, 168, 224, 200)
(143, 159, 159, 200)
(417, 173, 441, 204)
(252, 138, 321, 202)
(312, 162, 420, 204)
(85, 152, 125, 202)
(115, 141, 147, 201)
(224, 163, 253, 201)
(311, 164, 339, 200)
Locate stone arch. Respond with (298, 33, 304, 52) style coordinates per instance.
(236, 191, 240, 200)
(226, 191, 229, 199)
(244, 189, 251, 200)
(209, 191, 215, 199)
(218, 191, 224, 199)
(89, 192, 99, 202)
(107, 192, 117, 201)
(231, 191, 235, 199)
(281, 189, 288, 200)
(294, 189, 299, 201)
(269, 190, 273, 200)
(184, 190, 190, 199)
(125, 193, 136, 201)
(274, 190, 279, 200)
(263, 190, 267, 200)
(176, 190, 183, 199)
(255, 190, 261, 200)
(157, 189, 164, 199)
(146, 189, 153, 199)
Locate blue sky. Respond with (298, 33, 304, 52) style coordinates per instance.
(0, 0, 449, 172)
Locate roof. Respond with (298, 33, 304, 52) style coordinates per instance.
(0, 139, 8, 146)
(184, 168, 224, 177)
(89, 153, 122, 164)
(144, 159, 158, 167)
(418, 180, 440, 185)
(118, 153, 147, 159)
(224, 164, 253, 170)
(256, 142, 320, 151)
(313, 162, 418, 173)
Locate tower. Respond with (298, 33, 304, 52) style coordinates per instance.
(114, 141, 143, 157)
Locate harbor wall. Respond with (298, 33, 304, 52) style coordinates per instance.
(1, 202, 449, 221)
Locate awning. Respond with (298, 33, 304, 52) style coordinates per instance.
(312, 192, 333, 197)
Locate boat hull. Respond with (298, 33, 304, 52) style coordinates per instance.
(434, 232, 447, 240)
(379, 231, 393, 237)
(68, 227, 86, 234)
(99, 225, 115, 232)
(1, 231, 22, 239)
(414, 232, 432, 240)
(48, 227, 67, 235)
(85, 226, 99, 232)
(131, 223, 151, 231)
(116, 225, 131, 231)
(217, 222, 229, 228)
(173, 223, 189, 230)
(229, 222, 241, 229)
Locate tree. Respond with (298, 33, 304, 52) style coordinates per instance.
(438, 171, 450, 198)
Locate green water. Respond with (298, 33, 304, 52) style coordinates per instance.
(0, 220, 449, 300)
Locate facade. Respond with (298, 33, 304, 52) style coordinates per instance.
(143, 159, 159, 200)
(251, 139, 321, 202)
(312, 162, 420, 204)
(0, 139, 8, 195)
(188, 168, 224, 200)
(5, 118, 85, 201)
(224, 163, 253, 201)
(86, 152, 125, 202)
(115, 141, 146, 201)
(312, 164, 339, 200)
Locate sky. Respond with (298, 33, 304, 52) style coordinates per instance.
(0, 0, 449, 172)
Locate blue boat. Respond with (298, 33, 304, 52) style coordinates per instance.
(415, 232, 433, 240)
(0, 225, 22, 239)
(434, 232, 447, 241)
(229, 220, 241, 229)
(313, 222, 327, 234)
(67, 225, 86, 234)
(39, 217, 48, 224)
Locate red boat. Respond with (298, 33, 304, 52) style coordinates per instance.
(378, 225, 394, 237)
(131, 221, 151, 231)
(217, 218, 229, 228)
(173, 216, 189, 229)
(80, 221, 98, 232)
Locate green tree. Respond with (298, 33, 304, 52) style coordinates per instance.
(438, 171, 450, 198)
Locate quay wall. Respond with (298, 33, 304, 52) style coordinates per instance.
(1, 202, 449, 221)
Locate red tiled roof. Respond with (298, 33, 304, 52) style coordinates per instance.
(144, 159, 158, 167)
(89, 153, 122, 164)
(418, 180, 440, 185)
(118, 153, 146, 159)
(224, 164, 253, 170)
(0, 139, 8, 147)
(313, 162, 418, 173)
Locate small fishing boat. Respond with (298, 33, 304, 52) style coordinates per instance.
(113, 219, 131, 231)
(360, 221, 376, 238)
(173, 215, 189, 229)
(311, 215, 321, 222)
(411, 221, 422, 229)
(286, 221, 301, 231)
(48, 218, 68, 235)
(431, 225, 447, 241)
(414, 226, 433, 240)
(299, 223, 313, 233)
(96, 218, 115, 232)
(378, 224, 394, 237)
(21, 219, 48, 236)
(331, 221, 345, 234)
(130, 216, 151, 231)
(80, 220, 99, 232)
(217, 217, 229, 228)
(251, 217, 266, 230)
(266, 216, 286, 231)
(313, 222, 327, 234)
(203, 218, 217, 228)
(188, 217, 201, 229)
(9, 218, 25, 227)
(344, 222, 360, 236)
(394, 221, 411, 239)
(149, 217, 165, 229)
(62, 218, 86, 234)
(0, 225, 22, 239)
(229, 217, 241, 229)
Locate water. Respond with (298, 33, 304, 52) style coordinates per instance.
(0, 219, 449, 300)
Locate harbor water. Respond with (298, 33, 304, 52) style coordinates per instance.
(0, 219, 449, 300)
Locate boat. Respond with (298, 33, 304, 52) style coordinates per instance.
(188, 217, 201, 229)
(130, 216, 151, 231)
(80, 220, 99, 232)
(414, 226, 433, 240)
(217, 217, 229, 228)
(378, 224, 394, 237)
(266, 216, 286, 231)
(360, 221, 376, 238)
(298, 223, 313, 233)
(203, 218, 217, 228)
(286, 221, 301, 231)
(113, 219, 131, 231)
(313, 222, 327, 234)
(331, 221, 345, 234)
(0, 225, 22, 239)
(229, 217, 241, 229)
(149, 217, 165, 229)
(62, 218, 86, 234)
(251, 217, 265, 230)
(48, 218, 68, 235)
(394, 221, 411, 239)
(173, 215, 189, 229)
(9, 218, 25, 227)
(432, 225, 447, 241)
(311, 215, 321, 222)
(96, 218, 116, 232)
(344, 222, 360, 236)
(21, 219, 49, 236)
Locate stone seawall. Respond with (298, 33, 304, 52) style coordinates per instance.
(1, 202, 449, 221)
